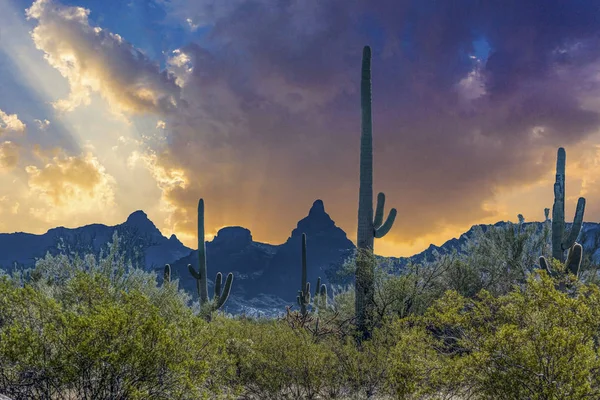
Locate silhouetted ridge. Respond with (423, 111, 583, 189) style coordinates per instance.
(256, 199, 355, 300)
(124, 210, 157, 231)
(290, 199, 341, 239)
(212, 227, 253, 248)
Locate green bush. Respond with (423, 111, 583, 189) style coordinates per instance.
(423, 272, 600, 399)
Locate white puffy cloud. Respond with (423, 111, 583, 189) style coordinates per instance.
(0, 110, 26, 134)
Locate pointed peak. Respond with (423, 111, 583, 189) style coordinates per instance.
(123, 210, 159, 233)
(289, 199, 341, 240)
(168, 233, 183, 246)
(309, 199, 325, 216)
(126, 210, 149, 222)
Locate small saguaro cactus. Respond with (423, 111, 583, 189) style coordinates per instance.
(540, 243, 583, 285)
(297, 233, 327, 316)
(355, 45, 397, 340)
(164, 264, 171, 283)
(552, 147, 586, 263)
(314, 276, 328, 309)
(188, 198, 233, 314)
(517, 214, 525, 233)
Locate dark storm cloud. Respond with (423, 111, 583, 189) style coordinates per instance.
(156, 0, 600, 248)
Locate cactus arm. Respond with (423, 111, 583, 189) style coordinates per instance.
(565, 243, 583, 277)
(319, 284, 328, 308)
(214, 272, 223, 299)
(373, 192, 385, 229)
(188, 264, 200, 280)
(315, 277, 321, 298)
(562, 197, 586, 250)
(539, 256, 554, 277)
(539, 256, 548, 272)
(215, 272, 233, 309)
(374, 208, 397, 238)
(320, 284, 327, 297)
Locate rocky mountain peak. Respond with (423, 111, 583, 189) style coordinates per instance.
(211, 226, 253, 248)
(290, 199, 343, 240)
(124, 210, 157, 231)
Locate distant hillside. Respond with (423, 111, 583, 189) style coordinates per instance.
(1, 205, 599, 316)
(0, 210, 192, 272)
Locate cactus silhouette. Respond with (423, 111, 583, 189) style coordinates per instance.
(297, 233, 327, 315)
(552, 148, 585, 263)
(355, 45, 397, 340)
(163, 264, 171, 283)
(314, 276, 328, 309)
(188, 199, 233, 314)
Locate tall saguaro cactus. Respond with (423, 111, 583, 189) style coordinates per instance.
(188, 199, 233, 314)
(355, 45, 397, 340)
(298, 233, 311, 316)
(297, 233, 327, 316)
(552, 148, 586, 263)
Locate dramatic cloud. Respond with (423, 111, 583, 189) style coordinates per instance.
(16, 0, 600, 254)
(147, 0, 600, 250)
(25, 151, 116, 216)
(25, 0, 182, 115)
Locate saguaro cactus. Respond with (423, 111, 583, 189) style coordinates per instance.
(298, 233, 311, 315)
(355, 45, 397, 340)
(552, 148, 586, 263)
(188, 199, 233, 313)
(297, 233, 327, 315)
(314, 276, 328, 309)
(164, 264, 171, 283)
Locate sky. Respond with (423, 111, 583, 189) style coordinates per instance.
(0, 0, 599, 257)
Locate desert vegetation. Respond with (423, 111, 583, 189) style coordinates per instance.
(1, 215, 599, 399)
(0, 46, 598, 399)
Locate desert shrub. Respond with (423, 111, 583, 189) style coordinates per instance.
(455, 221, 547, 297)
(217, 317, 338, 399)
(0, 272, 215, 399)
(383, 319, 447, 399)
(0, 236, 234, 400)
(424, 271, 600, 399)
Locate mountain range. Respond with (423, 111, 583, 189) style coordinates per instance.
(1, 200, 600, 316)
